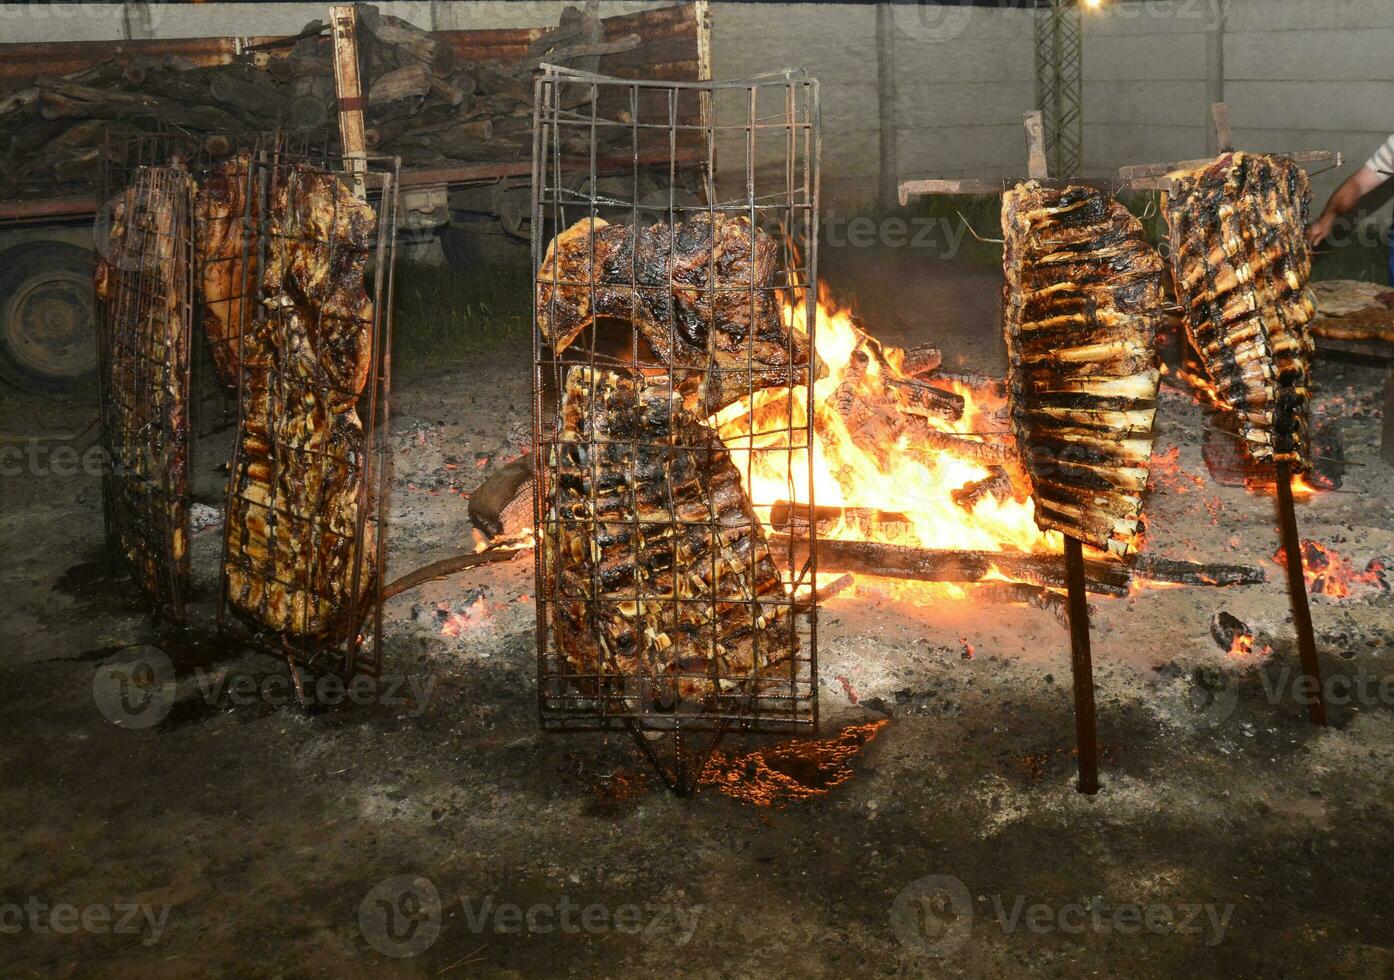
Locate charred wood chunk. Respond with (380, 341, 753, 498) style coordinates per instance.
(1002, 180, 1165, 556)
(535, 214, 819, 414)
(1162, 152, 1316, 469)
(469, 456, 535, 540)
(771, 535, 1133, 597)
(546, 367, 797, 709)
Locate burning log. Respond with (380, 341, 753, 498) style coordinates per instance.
(932, 370, 1007, 399)
(769, 501, 912, 539)
(905, 428, 1012, 466)
(769, 534, 1133, 597)
(791, 572, 855, 612)
(950, 467, 1014, 511)
(899, 344, 942, 378)
(1130, 553, 1266, 587)
(469, 456, 534, 540)
(974, 582, 1072, 627)
(885, 377, 964, 422)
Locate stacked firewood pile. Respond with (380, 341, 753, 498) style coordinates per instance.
(0, 2, 637, 199)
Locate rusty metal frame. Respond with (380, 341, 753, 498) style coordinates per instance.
(531, 65, 820, 790)
(94, 164, 196, 624)
(215, 147, 398, 682)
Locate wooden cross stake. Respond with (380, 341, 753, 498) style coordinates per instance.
(330, 4, 368, 200)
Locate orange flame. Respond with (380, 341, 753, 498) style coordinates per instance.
(712, 289, 1056, 562)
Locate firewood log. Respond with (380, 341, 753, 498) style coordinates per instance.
(369, 63, 431, 106)
(770, 534, 1133, 597)
(900, 344, 942, 377)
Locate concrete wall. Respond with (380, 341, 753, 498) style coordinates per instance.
(5, 1, 1391, 224)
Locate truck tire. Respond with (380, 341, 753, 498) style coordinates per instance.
(0, 241, 98, 394)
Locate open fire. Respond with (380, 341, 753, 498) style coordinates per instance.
(712, 288, 1058, 583)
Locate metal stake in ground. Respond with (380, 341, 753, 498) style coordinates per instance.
(1274, 463, 1328, 726)
(1063, 535, 1099, 794)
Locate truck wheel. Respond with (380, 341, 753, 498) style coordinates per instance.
(0, 242, 98, 394)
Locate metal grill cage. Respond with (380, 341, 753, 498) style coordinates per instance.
(94, 165, 196, 622)
(531, 66, 821, 745)
(101, 130, 333, 438)
(216, 150, 398, 680)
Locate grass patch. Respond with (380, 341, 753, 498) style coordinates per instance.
(390, 258, 532, 374)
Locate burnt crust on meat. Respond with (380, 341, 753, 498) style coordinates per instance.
(1162, 152, 1316, 469)
(194, 152, 258, 387)
(94, 168, 194, 609)
(223, 165, 377, 638)
(1003, 181, 1166, 556)
(545, 366, 797, 710)
(536, 213, 819, 415)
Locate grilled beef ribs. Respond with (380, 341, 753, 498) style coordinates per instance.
(223, 165, 377, 637)
(535, 213, 817, 414)
(1162, 152, 1316, 468)
(1002, 181, 1165, 556)
(546, 366, 796, 708)
(194, 152, 258, 387)
(94, 167, 194, 608)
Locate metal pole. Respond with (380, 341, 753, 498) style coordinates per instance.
(1275, 462, 1328, 726)
(1064, 535, 1099, 794)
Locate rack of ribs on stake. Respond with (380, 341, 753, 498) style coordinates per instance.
(1124, 102, 1338, 726)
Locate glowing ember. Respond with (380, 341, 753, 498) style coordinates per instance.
(699, 719, 889, 805)
(1272, 541, 1387, 599)
(439, 595, 490, 636)
(712, 288, 1057, 561)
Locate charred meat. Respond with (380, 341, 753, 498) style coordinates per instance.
(536, 213, 817, 414)
(1162, 152, 1316, 468)
(193, 152, 258, 387)
(1002, 181, 1165, 556)
(545, 366, 796, 709)
(94, 167, 194, 610)
(223, 165, 377, 637)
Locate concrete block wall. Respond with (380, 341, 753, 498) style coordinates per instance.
(5, 1, 1391, 227)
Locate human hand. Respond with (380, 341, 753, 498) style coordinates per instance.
(1305, 213, 1335, 248)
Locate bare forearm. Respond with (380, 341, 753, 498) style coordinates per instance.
(1318, 166, 1384, 221)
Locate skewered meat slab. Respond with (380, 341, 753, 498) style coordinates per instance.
(1162, 152, 1316, 468)
(223, 165, 377, 637)
(546, 365, 796, 708)
(94, 167, 193, 608)
(1002, 182, 1165, 556)
(536, 213, 818, 414)
(194, 152, 257, 387)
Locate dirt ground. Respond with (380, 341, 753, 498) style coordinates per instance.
(3, 248, 1394, 978)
